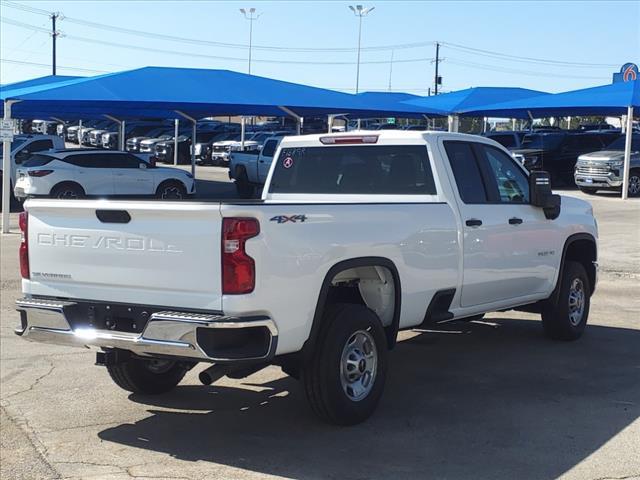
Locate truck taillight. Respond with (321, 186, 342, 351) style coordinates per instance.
(221, 218, 259, 294)
(19, 211, 29, 279)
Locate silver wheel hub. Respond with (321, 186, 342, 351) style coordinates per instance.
(340, 329, 377, 402)
(568, 278, 585, 327)
(629, 176, 640, 196)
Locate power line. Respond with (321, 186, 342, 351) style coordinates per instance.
(1, 17, 435, 66)
(441, 41, 617, 68)
(1, 58, 108, 74)
(446, 58, 609, 80)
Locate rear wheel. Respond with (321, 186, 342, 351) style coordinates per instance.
(51, 183, 84, 199)
(542, 261, 590, 341)
(107, 356, 189, 394)
(156, 181, 186, 199)
(302, 303, 388, 425)
(235, 169, 255, 198)
(579, 187, 599, 195)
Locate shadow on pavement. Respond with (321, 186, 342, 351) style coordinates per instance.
(99, 318, 640, 479)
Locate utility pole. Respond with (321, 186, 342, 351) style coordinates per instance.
(434, 42, 441, 95)
(51, 12, 60, 75)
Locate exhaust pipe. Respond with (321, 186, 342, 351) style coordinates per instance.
(199, 364, 229, 385)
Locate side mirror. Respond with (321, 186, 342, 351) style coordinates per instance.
(529, 171, 561, 220)
(139, 162, 147, 169)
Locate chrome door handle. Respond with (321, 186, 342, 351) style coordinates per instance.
(509, 217, 523, 225)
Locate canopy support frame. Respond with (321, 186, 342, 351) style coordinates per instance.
(622, 106, 634, 200)
(104, 115, 125, 150)
(175, 111, 197, 178)
(2, 99, 21, 234)
(279, 106, 303, 135)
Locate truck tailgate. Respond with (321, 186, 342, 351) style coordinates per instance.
(24, 199, 223, 311)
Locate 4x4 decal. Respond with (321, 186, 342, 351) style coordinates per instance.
(270, 215, 307, 224)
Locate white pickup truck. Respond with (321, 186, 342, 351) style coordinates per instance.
(15, 131, 598, 425)
(229, 136, 282, 197)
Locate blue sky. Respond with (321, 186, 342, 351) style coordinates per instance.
(1, 1, 638, 94)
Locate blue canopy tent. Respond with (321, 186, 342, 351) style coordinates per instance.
(0, 75, 82, 91)
(401, 87, 548, 131)
(458, 80, 640, 199)
(2, 67, 444, 229)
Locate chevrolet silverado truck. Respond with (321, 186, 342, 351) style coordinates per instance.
(574, 134, 640, 197)
(229, 135, 283, 197)
(15, 131, 598, 425)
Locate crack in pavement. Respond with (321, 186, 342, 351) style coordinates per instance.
(2, 361, 56, 401)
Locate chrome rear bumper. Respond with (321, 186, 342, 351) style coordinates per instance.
(15, 297, 277, 363)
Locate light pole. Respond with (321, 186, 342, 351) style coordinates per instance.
(239, 8, 261, 75)
(348, 5, 374, 94)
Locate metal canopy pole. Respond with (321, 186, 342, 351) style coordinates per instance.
(176, 111, 197, 178)
(278, 106, 303, 135)
(622, 106, 634, 200)
(527, 110, 534, 132)
(120, 120, 126, 150)
(240, 116, 246, 150)
(447, 114, 459, 133)
(173, 119, 179, 165)
(104, 115, 122, 150)
(2, 100, 20, 233)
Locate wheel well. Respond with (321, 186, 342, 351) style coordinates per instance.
(304, 257, 401, 356)
(564, 237, 597, 295)
(50, 181, 84, 195)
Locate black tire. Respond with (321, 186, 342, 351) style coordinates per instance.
(50, 183, 85, 199)
(579, 187, 599, 195)
(107, 356, 189, 394)
(542, 260, 590, 341)
(235, 169, 255, 199)
(156, 180, 187, 200)
(627, 170, 640, 198)
(302, 303, 388, 425)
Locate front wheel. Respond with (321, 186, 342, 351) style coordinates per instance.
(302, 303, 388, 425)
(107, 356, 189, 394)
(627, 170, 640, 197)
(542, 261, 590, 341)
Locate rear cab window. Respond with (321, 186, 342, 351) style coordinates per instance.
(268, 144, 437, 196)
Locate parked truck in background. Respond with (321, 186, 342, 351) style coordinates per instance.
(15, 131, 597, 425)
(574, 134, 640, 197)
(228, 135, 283, 197)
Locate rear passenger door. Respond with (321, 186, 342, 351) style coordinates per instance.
(442, 140, 561, 308)
(110, 153, 155, 195)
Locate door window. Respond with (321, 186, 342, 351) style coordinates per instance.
(109, 153, 143, 169)
(443, 141, 488, 203)
(480, 145, 530, 204)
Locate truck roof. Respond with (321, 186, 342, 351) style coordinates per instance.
(279, 130, 487, 147)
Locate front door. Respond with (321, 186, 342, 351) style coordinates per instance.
(442, 140, 562, 308)
(110, 153, 154, 195)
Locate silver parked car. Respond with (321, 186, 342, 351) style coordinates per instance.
(574, 135, 640, 197)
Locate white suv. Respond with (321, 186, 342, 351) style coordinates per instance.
(14, 150, 195, 200)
